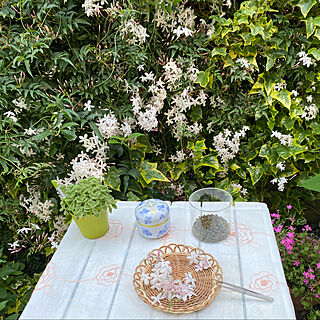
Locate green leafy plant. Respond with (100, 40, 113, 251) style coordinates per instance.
(60, 177, 117, 219)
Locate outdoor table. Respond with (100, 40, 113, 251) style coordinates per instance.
(20, 201, 296, 319)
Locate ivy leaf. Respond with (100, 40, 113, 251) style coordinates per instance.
(297, 0, 317, 18)
(259, 144, 279, 165)
(104, 167, 121, 191)
(193, 154, 221, 171)
(265, 55, 275, 71)
(271, 90, 291, 110)
(277, 145, 307, 159)
(247, 166, 264, 185)
(126, 191, 140, 201)
(170, 162, 187, 181)
(306, 17, 315, 38)
(212, 47, 227, 57)
(308, 48, 320, 60)
(195, 70, 210, 88)
(140, 161, 169, 184)
(301, 173, 320, 192)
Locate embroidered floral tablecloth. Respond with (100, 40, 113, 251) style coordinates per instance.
(20, 202, 296, 319)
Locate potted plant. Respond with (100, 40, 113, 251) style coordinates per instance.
(56, 177, 117, 239)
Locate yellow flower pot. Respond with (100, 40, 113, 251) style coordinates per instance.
(73, 210, 109, 239)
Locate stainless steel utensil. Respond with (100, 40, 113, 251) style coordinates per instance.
(214, 279, 274, 302)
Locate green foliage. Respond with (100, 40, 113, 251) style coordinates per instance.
(60, 177, 117, 218)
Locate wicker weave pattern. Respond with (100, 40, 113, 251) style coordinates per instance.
(133, 243, 223, 313)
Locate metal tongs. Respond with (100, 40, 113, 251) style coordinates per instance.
(214, 279, 274, 302)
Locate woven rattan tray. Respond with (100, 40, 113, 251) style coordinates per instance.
(133, 243, 223, 313)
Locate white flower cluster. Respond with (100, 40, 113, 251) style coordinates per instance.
(155, 4, 196, 36)
(302, 104, 318, 121)
(82, 0, 103, 17)
(236, 58, 252, 69)
(271, 177, 288, 192)
(131, 77, 167, 132)
(213, 126, 250, 168)
(271, 130, 292, 146)
(12, 97, 28, 112)
(186, 251, 213, 272)
(273, 82, 287, 92)
(97, 112, 133, 138)
(163, 59, 183, 87)
(276, 162, 286, 171)
(4, 111, 18, 122)
(297, 51, 312, 68)
(166, 87, 204, 140)
(232, 183, 248, 197)
(20, 184, 54, 222)
(141, 257, 196, 304)
(169, 150, 186, 162)
(120, 19, 149, 45)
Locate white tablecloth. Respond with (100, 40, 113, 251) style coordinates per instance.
(20, 202, 296, 319)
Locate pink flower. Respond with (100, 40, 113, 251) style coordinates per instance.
(316, 294, 319, 299)
(287, 205, 292, 210)
(303, 279, 309, 284)
(309, 274, 315, 280)
(293, 260, 300, 266)
(303, 271, 309, 278)
(286, 232, 294, 239)
(289, 217, 295, 222)
(309, 286, 314, 292)
(302, 225, 312, 232)
(316, 262, 320, 269)
(289, 226, 294, 231)
(273, 224, 283, 233)
(271, 213, 280, 219)
(308, 268, 314, 273)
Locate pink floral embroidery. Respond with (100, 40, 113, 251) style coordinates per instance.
(159, 227, 177, 244)
(222, 223, 257, 247)
(101, 219, 123, 240)
(249, 271, 279, 296)
(35, 262, 56, 290)
(96, 265, 120, 286)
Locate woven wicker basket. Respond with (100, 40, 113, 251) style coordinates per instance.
(133, 243, 223, 313)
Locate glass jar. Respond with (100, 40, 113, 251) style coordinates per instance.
(189, 188, 232, 243)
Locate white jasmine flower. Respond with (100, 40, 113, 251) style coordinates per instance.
(240, 188, 248, 196)
(137, 64, 145, 71)
(140, 271, 152, 285)
(302, 104, 318, 121)
(271, 130, 292, 146)
(120, 19, 149, 45)
(271, 177, 288, 191)
(84, 100, 95, 111)
(236, 58, 251, 69)
(291, 90, 298, 97)
(4, 111, 17, 122)
(151, 293, 166, 305)
(199, 256, 212, 269)
(82, 0, 102, 17)
(173, 26, 194, 38)
(273, 82, 287, 92)
(306, 95, 313, 103)
(17, 227, 32, 235)
(140, 72, 155, 82)
(51, 241, 59, 249)
(297, 51, 312, 67)
(12, 97, 28, 111)
(24, 128, 37, 135)
(187, 251, 199, 265)
(276, 162, 285, 171)
(8, 241, 20, 250)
